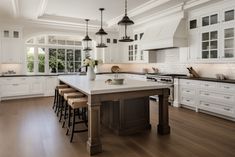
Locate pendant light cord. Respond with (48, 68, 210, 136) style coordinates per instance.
(125, 0, 127, 16)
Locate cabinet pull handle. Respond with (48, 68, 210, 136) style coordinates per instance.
(204, 103, 210, 106)
(204, 93, 210, 96)
(12, 84, 19, 86)
(224, 96, 230, 99)
(224, 108, 230, 111)
(186, 100, 190, 102)
(205, 84, 209, 87)
(224, 86, 230, 89)
(186, 90, 190, 93)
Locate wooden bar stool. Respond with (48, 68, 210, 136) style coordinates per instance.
(62, 92, 84, 128)
(53, 84, 69, 112)
(57, 88, 77, 120)
(66, 97, 88, 142)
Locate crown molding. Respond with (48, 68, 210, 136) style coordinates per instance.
(107, 0, 171, 27)
(11, 0, 20, 17)
(37, 0, 48, 17)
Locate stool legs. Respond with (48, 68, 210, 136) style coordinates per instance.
(52, 88, 57, 110)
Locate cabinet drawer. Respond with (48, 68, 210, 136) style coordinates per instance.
(181, 87, 196, 96)
(218, 83, 235, 93)
(199, 81, 218, 89)
(1, 83, 30, 97)
(199, 90, 234, 106)
(199, 101, 234, 117)
(0, 77, 28, 84)
(179, 79, 198, 86)
(181, 97, 196, 107)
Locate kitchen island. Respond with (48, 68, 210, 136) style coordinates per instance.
(58, 75, 171, 155)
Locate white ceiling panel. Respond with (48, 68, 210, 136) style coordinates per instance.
(0, 0, 15, 18)
(44, 0, 150, 22)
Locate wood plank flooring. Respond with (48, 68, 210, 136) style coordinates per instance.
(0, 97, 234, 157)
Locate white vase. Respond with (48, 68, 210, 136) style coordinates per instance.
(87, 67, 96, 81)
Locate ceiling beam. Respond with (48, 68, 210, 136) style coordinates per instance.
(11, 0, 20, 17)
(37, 0, 48, 18)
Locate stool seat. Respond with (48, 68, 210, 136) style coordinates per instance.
(59, 88, 77, 95)
(57, 84, 69, 89)
(64, 92, 84, 100)
(68, 97, 88, 109)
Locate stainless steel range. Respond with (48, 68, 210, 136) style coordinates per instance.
(146, 74, 186, 104)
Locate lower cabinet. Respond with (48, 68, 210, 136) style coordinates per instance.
(179, 79, 235, 120)
(0, 76, 58, 100)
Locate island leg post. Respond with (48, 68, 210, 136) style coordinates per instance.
(157, 88, 170, 135)
(87, 101, 102, 155)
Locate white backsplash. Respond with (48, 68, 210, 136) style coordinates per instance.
(98, 63, 235, 80)
(0, 64, 23, 75)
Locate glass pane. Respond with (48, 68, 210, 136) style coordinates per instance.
(49, 48, 57, 73)
(75, 41, 82, 46)
(13, 31, 19, 38)
(202, 42, 209, 50)
(66, 40, 74, 46)
(210, 50, 218, 58)
(75, 49, 81, 61)
(67, 62, 74, 72)
(38, 48, 45, 73)
(26, 38, 34, 44)
(202, 51, 209, 59)
(140, 33, 144, 40)
(210, 41, 218, 49)
(58, 49, 65, 61)
(224, 49, 234, 58)
(75, 62, 81, 72)
(202, 33, 209, 41)
(210, 14, 218, 25)
(58, 61, 65, 73)
(224, 39, 234, 48)
(210, 31, 218, 40)
(134, 34, 138, 40)
(202, 16, 209, 26)
(58, 40, 65, 45)
(225, 10, 234, 22)
(190, 20, 197, 29)
(48, 36, 56, 44)
(37, 36, 45, 44)
(27, 47, 34, 73)
(67, 49, 74, 61)
(4, 30, 9, 38)
(224, 28, 234, 38)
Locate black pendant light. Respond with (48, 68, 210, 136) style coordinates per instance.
(96, 8, 108, 48)
(83, 19, 92, 52)
(118, 0, 134, 42)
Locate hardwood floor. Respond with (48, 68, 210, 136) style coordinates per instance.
(0, 97, 234, 157)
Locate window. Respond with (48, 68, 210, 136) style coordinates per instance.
(225, 10, 234, 22)
(27, 47, 35, 73)
(190, 19, 197, 29)
(128, 45, 134, 61)
(201, 31, 218, 59)
(26, 35, 83, 74)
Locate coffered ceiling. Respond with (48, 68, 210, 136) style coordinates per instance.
(0, 0, 223, 28)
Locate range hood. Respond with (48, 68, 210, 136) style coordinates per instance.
(141, 18, 187, 50)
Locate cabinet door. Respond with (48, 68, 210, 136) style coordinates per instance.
(45, 77, 58, 96)
(1, 38, 23, 63)
(188, 31, 200, 60)
(30, 77, 44, 94)
(221, 22, 235, 58)
(1, 83, 30, 97)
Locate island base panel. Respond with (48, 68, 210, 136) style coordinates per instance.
(87, 141, 102, 155)
(101, 97, 151, 135)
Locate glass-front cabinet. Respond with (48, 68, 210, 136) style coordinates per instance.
(201, 30, 218, 59)
(188, 4, 235, 62)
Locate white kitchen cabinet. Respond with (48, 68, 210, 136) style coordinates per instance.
(179, 79, 235, 120)
(45, 76, 59, 96)
(30, 77, 45, 94)
(188, 2, 235, 62)
(0, 26, 23, 64)
(0, 76, 58, 100)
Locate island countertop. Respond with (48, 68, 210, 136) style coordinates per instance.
(58, 75, 171, 95)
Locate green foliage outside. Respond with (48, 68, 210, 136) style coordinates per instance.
(27, 53, 34, 72)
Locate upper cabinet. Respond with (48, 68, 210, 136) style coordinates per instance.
(188, 2, 235, 63)
(0, 26, 23, 64)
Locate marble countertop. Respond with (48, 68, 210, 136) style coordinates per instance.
(58, 75, 171, 95)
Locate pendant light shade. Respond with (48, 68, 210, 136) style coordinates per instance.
(82, 19, 92, 52)
(118, 0, 134, 42)
(96, 8, 108, 48)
